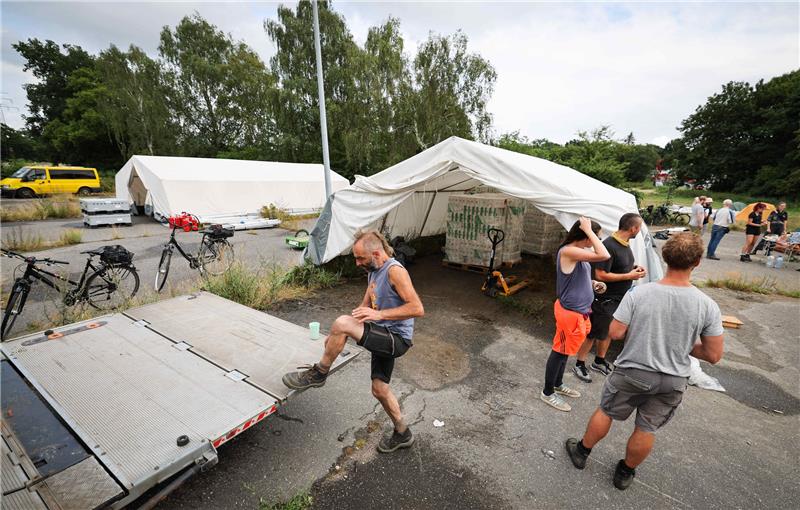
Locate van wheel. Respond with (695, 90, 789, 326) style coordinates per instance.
(77, 187, 91, 196)
(16, 188, 35, 199)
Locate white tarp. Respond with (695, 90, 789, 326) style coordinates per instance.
(115, 155, 349, 219)
(307, 136, 664, 281)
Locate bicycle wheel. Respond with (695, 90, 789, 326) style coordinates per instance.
(198, 239, 234, 276)
(155, 248, 173, 292)
(84, 265, 140, 310)
(1, 281, 30, 341)
(673, 213, 690, 226)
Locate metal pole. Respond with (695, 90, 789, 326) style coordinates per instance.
(312, 0, 333, 198)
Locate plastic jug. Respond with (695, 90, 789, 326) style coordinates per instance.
(766, 255, 775, 268)
(774, 256, 784, 269)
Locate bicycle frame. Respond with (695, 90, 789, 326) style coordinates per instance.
(14, 257, 104, 301)
(163, 226, 212, 268)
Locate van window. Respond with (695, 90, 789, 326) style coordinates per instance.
(28, 169, 46, 180)
(11, 167, 31, 178)
(49, 169, 96, 179)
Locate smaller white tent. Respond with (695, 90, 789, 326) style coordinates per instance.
(307, 136, 664, 282)
(115, 155, 349, 219)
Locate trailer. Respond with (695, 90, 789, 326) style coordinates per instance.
(0, 292, 358, 509)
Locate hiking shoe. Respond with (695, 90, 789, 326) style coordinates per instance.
(377, 428, 414, 453)
(554, 384, 581, 398)
(613, 460, 636, 490)
(572, 364, 593, 383)
(282, 364, 328, 390)
(707, 255, 720, 260)
(590, 360, 613, 376)
(565, 438, 588, 469)
(540, 391, 571, 411)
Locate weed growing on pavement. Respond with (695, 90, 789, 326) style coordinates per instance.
(2, 226, 84, 252)
(259, 493, 313, 510)
(700, 274, 800, 298)
(204, 262, 343, 310)
(59, 229, 82, 245)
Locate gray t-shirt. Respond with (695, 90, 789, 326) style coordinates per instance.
(613, 282, 723, 377)
(689, 202, 705, 227)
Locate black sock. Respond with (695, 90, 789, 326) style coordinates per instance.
(619, 460, 635, 473)
(577, 440, 592, 456)
(594, 356, 605, 365)
(317, 362, 330, 374)
(576, 360, 586, 368)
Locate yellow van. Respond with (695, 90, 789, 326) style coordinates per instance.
(1, 166, 101, 198)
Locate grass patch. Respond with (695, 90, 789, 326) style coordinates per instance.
(259, 493, 313, 510)
(0, 195, 82, 222)
(2, 226, 84, 252)
(203, 262, 342, 311)
(699, 274, 800, 298)
(59, 229, 82, 245)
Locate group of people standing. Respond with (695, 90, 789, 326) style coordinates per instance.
(544, 213, 724, 490)
(690, 197, 790, 261)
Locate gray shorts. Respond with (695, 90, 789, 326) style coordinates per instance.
(599, 367, 688, 433)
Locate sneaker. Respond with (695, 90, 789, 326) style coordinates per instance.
(554, 384, 581, 398)
(377, 428, 414, 453)
(540, 391, 571, 411)
(572, 364, 593, 383)
(281, 364, 328, 390)
(590, 360, 613, 376)
(707, 255, 720, 260)
(613, 460, 636, 490)
(565, 438, 588, 469)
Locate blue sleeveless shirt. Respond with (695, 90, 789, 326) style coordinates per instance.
(555, 247, 594, 314)
(368, 258, 415, 340)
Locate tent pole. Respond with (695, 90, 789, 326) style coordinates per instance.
(418, 192, 437, 238)
(312, 0, 333, 199)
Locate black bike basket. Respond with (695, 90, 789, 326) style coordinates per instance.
(207, 224, 234, 239)
(100, 245, 134, 265)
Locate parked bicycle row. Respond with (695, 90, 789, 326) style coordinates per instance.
(1, 212, 235, 340)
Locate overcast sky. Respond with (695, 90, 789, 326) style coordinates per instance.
(1, 1, 798, 146)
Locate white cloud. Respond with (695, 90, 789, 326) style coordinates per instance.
(1, 1, 797, 148)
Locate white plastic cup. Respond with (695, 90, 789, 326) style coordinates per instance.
(774, 256, 784, 269)
(309, 322, 321, 340)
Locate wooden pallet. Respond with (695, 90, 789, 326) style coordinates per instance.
(442, 259, 519, 274)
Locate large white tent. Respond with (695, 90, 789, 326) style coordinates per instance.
(306, 136, 664, 281)
(115, 155, 349, 219)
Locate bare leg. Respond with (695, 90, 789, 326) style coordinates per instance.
(371, 379, 405, 432)
(576, 337, 595, 362)
(582, 408, 613, 448)
(595, 337, 612, 358)
(319, 315, 364, 369)
(624, 427, 655, 468)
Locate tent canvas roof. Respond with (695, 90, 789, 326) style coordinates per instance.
(115, 155, 349, 218)
(306, 136, 664, 281)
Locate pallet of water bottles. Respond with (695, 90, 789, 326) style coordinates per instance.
(80, 198, 132, 227)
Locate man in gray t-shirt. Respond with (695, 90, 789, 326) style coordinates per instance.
(565, 233, 724, 490)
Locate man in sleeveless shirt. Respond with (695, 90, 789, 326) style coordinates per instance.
(282, 229, 425, 453)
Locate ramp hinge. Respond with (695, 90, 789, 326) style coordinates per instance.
(133, 319, 150, 327)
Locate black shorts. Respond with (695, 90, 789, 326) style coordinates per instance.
(745, 226, 761, 236)
(587, 297, 622, 340)
(358, 322, 412, 383)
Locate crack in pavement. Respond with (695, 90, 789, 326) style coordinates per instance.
(275, 411, 304, 424)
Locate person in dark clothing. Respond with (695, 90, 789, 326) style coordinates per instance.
(702, 198, 713, 235)
(541, 217, 610, 412)
(768, 202, 788, 236)
(740, 203, 766, 262)
(573, 213, 646, 383)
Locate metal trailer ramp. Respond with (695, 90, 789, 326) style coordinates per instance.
(0, 292, 359, 509)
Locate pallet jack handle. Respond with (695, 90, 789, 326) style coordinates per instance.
(486, 228, 505, 273)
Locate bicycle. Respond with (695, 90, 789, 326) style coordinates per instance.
(154, 213, 235, 292)
(640, 204, 690, 226)
(1, 246, 140, 340)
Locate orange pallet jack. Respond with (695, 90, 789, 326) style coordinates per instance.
(481, 228, 532, 297)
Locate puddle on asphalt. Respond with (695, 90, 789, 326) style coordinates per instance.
(703, 364, 800, 416)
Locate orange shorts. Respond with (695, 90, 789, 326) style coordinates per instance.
(552, 299, 592, 356)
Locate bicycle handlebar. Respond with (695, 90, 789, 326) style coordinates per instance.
(1, 249, 68, 265)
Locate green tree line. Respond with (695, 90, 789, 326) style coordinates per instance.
(3, 2, 496, 181)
